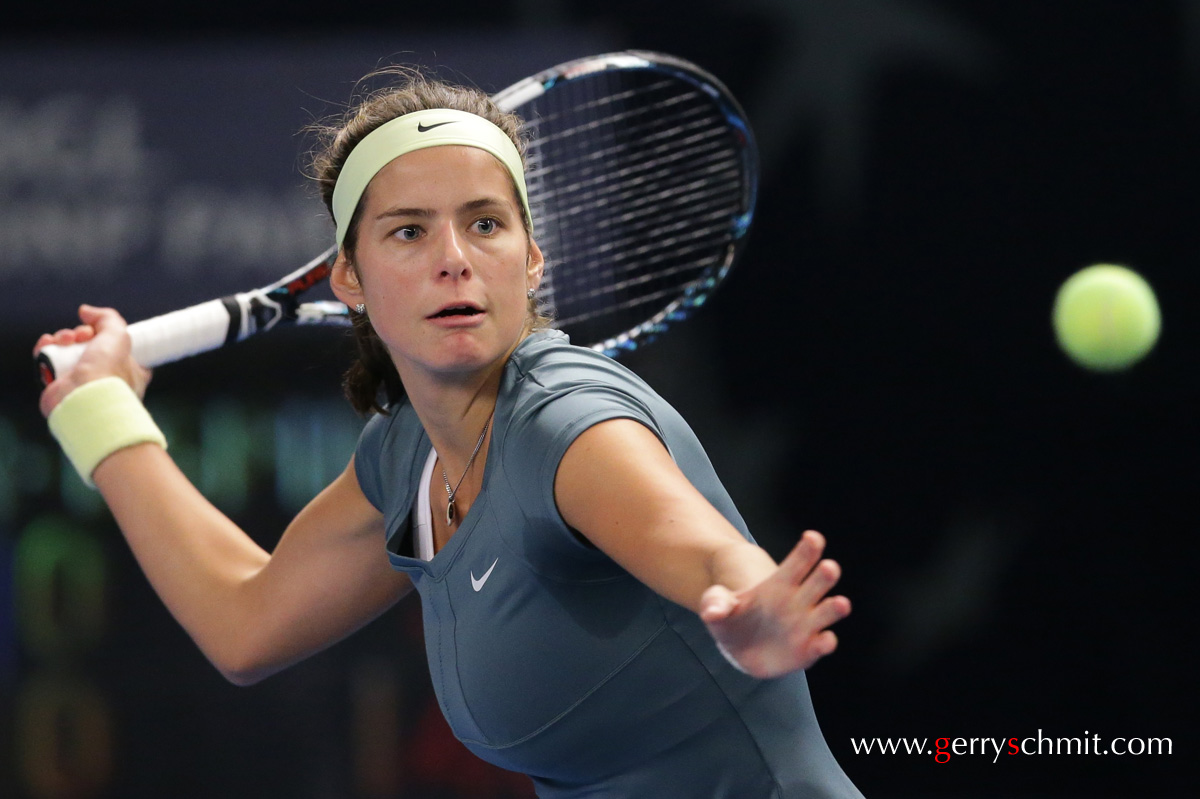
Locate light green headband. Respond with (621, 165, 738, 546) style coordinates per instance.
(332, 108, 532, 247)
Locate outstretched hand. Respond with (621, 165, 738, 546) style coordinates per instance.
(699, 530, 851, 678)
(34, 305, 152, 418)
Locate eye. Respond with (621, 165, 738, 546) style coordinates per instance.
(473, 217, 499, 235)
(393, 225, 421, 242)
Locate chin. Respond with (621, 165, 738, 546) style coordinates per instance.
(432, 340, 509, 375)
(398, 324, 526, 379)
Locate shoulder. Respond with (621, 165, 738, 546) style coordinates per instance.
(354, 402, 427, 512)
(494, 330, 673, 478)
(504, 329, 662, 404)
(358, 401, 423, 454)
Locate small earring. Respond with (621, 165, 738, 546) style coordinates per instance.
(526, 289, 535, 300)
(355, 303, 366, 315)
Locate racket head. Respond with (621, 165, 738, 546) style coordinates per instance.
(498, 51, 758, 356)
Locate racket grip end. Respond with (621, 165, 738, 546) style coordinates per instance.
(36, 344, 82, 386)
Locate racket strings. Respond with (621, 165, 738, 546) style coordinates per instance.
(548, 159, 745, 256)
(529, 131, 739, 232)
(523, 90, 719, 184)
(524, 78, 723, 191)
(527, 89, 746, 334)
(550, 223, 738, 326)
(546, 183, 744, 305)
(531, 142, 740, 241)
(534, 85, 739, 172)
(521, 77, 685, 145)
(510, 62, 754, 349)
(536, 166, 743, 289)
(524, 97, 729, 221)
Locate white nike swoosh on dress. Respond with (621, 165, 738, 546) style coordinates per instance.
(471, 558, 499, 592)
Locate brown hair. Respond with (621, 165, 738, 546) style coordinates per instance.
(306, 68, 549, 415)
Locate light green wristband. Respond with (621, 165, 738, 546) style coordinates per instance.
(47, 376, 167, 488)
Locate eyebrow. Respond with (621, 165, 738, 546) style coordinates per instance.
(374, 196, 512, 222)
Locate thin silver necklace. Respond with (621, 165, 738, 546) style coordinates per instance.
(441, 413, 492, 526)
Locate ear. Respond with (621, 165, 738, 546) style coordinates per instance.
(330, 249, 364, 307)
(526, 240, 545, 293)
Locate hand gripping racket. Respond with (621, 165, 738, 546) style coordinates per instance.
(37, 50, 758, 383)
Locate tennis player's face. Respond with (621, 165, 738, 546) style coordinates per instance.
(339, 146, 542, 381)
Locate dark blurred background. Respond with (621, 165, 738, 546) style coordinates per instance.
(1, 1, 1195, 797)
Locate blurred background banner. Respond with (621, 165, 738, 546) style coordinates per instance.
(0, 31, 612, 327)
(2, 2, 1196, 798)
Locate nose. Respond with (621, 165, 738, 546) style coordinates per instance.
(435, 223, 471, 281)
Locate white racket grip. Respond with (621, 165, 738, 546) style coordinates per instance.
(127, 298, 237, 367)
(38, 298, 235, 382)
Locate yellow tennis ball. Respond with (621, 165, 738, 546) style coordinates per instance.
(1052, 264, 1161, 372)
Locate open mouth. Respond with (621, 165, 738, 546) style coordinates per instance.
(430, 304, 484, 319)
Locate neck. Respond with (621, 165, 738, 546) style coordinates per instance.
(397, 328, 531, 461)
(405, 369, 500, 462)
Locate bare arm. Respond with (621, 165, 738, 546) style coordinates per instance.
(38, 306, 412, 685)
(554, 418, 851, 677)
(95, 448, 411, 685)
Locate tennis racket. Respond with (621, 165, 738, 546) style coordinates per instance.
(37, 50, 758, 383)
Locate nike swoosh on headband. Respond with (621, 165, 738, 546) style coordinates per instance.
(417, 121, 456, 132)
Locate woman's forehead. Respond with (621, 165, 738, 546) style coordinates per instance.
(371, 145, 515, 198)
(358, 147, 527, 231)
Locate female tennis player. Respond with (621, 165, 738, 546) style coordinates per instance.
(35, 72, 864, 798)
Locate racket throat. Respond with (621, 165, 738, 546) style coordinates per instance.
(223, 292, 290, 343)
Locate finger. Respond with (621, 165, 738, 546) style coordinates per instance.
(776, 530, 826, 585)
(806, 629, 839, 662)
(699, 584, 739, 624)
(808, 594, 853, 632)
(50, 327, 81, 344)
(792, 558, 843, 606)
(79, 304, 125, 330)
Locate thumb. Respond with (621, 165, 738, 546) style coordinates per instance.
(78, 304, 125, 332)
(699, 585, 739, 623)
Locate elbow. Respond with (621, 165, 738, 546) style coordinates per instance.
(207, 637, 284, 687)
(219, 664, 269, 687)
(216, 656, 285, 687)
